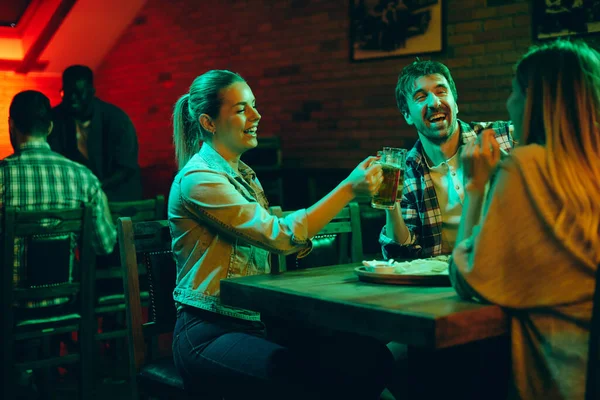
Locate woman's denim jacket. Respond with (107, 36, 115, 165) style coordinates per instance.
(169, 144, 311, 321)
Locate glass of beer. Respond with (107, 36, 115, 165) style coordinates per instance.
(371, 147, 406, 210)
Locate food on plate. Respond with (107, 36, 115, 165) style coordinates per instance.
(362, 260, 396, 273)
(361, 255, 450, 275)
(393, 255, 450, 275)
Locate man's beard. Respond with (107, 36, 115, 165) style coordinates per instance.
(422, 118, 458, 145)
(67, 101, 94, 121)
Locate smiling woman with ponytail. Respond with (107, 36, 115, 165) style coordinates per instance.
(168, 70, 393, 399)
(172, 70, 246, 169)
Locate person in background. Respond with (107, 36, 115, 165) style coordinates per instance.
(380, 60, 513, 259)
(48, 65, 140, 355)
(2, 90, 116, 273)
(449, 40, 600, 400)
(169, 70, 393, 400)
(2, 90, 116, 395)
(49, 65, 142, 202)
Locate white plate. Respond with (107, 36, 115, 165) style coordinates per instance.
(356, 256, 451, 286)
(355, 266, 451, 286)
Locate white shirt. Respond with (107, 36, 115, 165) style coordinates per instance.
(426, 147, 465, 253)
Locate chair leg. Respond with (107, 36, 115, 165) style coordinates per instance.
(80, 324, 95, 400)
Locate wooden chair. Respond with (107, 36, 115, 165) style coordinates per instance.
(108, 195, 166, 225)
(1, 206, 96, 400)
(119, 218, 220, 399)
(97, 195, 166, 280)
(95, 196, 165, 345)
(241, 136, 283, 206)
(586, 263, 600, 400)
(355, 198, 386, 260)
(268, 202, 364, 273)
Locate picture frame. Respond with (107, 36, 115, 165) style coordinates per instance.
(533, 0, 600, 41)
(350, 0, 444, 62)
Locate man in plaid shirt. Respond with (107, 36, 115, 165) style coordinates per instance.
(1, 90, 116, 308)
(380, 60, 513, 259)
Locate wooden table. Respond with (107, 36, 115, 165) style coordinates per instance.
(221, 263, 508, 349)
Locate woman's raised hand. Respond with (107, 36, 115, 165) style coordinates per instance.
(344, 156, 383, 197)
(462, 130, 501, 193)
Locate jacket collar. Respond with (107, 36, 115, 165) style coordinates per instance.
(198, 143, 256, 181)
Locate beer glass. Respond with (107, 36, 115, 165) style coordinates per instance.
(371, 147, 406, 210)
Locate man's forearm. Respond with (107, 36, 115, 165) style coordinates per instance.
(385, 205, 410, 244)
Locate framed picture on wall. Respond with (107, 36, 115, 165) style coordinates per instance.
(350, 0, 444, 61)
(533, 0, 600, 40)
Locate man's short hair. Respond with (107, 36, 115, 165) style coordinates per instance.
(395, 60, 458, 116)
(63, 65, 94, 86)
(9, 90, 52, 136)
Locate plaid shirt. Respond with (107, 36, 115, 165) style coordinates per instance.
(0, 142, 116, 308)
(380, 120, 513, 259)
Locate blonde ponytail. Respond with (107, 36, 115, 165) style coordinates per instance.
(173, 93, 200, 170)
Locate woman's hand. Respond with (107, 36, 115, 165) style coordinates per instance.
(344, 156, 383, 197)
(462, 130, 501, 193)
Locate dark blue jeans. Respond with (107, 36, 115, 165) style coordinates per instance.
(173, 308, 393, 400)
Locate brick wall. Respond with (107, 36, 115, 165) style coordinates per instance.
(92, 0, 534, 197)
(0, 0, 536, 194)
(0, 73, 62, 158)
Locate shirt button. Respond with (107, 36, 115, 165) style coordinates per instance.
(455, 185, 460, 190)
(451, 172, 456, 176)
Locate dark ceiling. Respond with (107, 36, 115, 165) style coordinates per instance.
(0, 0, 32, 27)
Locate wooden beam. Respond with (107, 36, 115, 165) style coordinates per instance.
(0, 59, 47, 72)
(0, 29, 22, 39)
(15, 0, 77, 74)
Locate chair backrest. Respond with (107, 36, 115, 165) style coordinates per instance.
(118, 218, 175, 372)
(1, 206, 96, 400)
(109, 195, 165, 223)
(268, 202, 363, 273)
(240, 136, 281, 170)
(586, 263, 600, 400)
(356, 200, 386, 259)
(2, 206, 96, 322)
(96, 195, 166, 278)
